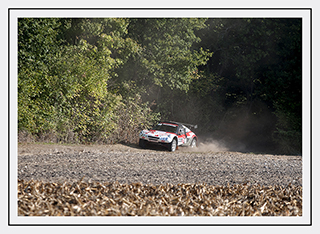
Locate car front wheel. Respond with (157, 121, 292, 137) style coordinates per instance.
(139, 139, 147, 149)
(169, 138, 177, 152)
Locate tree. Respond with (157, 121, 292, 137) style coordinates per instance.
(18, 18, 157, 143)
(113, 18, 212, 96)
(194, 18, 302, 153)
(18, 18, 62, 134)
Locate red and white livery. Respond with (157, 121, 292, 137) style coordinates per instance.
(139, 121, 198, 152)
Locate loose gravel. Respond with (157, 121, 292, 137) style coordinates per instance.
(18, 143, 302, 187)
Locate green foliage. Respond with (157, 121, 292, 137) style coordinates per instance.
(116, 18, 212, 93)
(18, 18, 62, 134)
(18, 18, 166, 144)
(17, 17, 302, 154)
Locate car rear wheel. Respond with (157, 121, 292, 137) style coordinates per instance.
(190, 138, 197, 148)
(169, 138, 177, 152)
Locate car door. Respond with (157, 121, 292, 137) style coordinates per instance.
(177, 126, 187, 146)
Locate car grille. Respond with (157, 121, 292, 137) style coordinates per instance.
(148, 136, 159, 141)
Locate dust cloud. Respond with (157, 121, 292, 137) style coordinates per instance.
(197, 140, 228, 152)
(180, 138, 229, 153)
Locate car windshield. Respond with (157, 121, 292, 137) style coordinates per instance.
(152, 123, 178, 134)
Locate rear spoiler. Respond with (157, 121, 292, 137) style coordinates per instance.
(168, 121, 198, 129)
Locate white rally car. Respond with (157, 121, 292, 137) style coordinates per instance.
(138, 121, 198, 152)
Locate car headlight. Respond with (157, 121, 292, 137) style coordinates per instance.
(160, 136, 168, 141)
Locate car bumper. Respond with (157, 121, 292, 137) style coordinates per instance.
(139, 138, 170, 146)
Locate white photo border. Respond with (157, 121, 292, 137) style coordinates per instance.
(9, 8, 311, 226)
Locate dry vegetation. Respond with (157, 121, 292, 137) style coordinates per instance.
(18, 179, 302, 216)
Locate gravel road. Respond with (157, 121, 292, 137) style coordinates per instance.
(18, 143, 302, 187)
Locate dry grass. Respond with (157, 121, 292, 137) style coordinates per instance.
(18, 179, 302, 216)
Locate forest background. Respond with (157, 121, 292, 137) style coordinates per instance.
(18, 18, 302, 155)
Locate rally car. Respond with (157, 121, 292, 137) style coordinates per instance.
(138, 121, 198, 152)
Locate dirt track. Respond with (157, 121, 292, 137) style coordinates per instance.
(17, 143, 302, 187)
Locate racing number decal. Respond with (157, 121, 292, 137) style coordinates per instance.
(177, 127, 187, 145)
